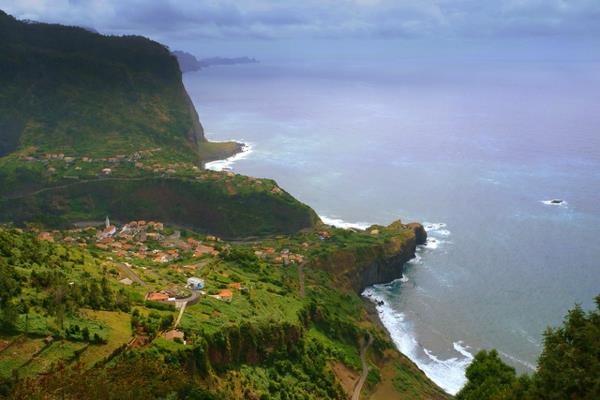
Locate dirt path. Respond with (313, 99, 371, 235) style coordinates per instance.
(352, 332, 373, 400)
(115, 262, 147, 287)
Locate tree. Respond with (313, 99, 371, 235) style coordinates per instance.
(0, 259, 20, 330)
(20, 301, 29, 335)
(87, 282, 101, 310)
(528, 295, 600, 400)
(82, 327, 90, 342)
(457, 350, 517, 400)
(458, 295, 600, 400)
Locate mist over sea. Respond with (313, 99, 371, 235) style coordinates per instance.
(184, 57, 600, 394)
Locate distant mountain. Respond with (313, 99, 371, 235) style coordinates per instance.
(172, 50, 258, 73)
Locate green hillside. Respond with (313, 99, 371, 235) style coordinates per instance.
(0, 9, 210, 160)
(0, 11, 317, 237)
(0, 220, 448, 400)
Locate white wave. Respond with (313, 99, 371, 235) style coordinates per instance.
(408, 253, 422, 265)
(541, 199, 568, 207)
(424, 222, 451, 236)
(319, 215, 372, 230)
(362, 288, 473, 395)
(454, 341, 475, 360)
(424, 237, 440, 250)
(204, 141, 253, 171)
(424, 222, 447, 231)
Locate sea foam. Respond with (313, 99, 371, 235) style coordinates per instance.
(363, 286, 473, 395)
(204, 140, 253, 171)
(541, 199, 568, 207)
(363, 221, 473, 395)
(421, 221, 451, 250)
(319, 215, 372, 230)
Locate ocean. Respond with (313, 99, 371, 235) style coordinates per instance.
(184, 57, 600, 394)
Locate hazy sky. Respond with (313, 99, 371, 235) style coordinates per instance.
(2, 1, 599, 60)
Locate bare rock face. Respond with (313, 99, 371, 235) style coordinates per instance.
(407, 222, 427, 245)
(313, 220, 426, 293)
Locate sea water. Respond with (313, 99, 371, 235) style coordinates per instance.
(184, 57, 600, 394)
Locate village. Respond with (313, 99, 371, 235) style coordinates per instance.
(33, 217, 316, 343)
(15, 148, 291, 197)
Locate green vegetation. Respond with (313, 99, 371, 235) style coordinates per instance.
(0, 10, 317, 237)
(457, 296, 600, 400)
(0, 10, 211, 161)
(0, 219, 447, 399)
(0, 8, 446, 400)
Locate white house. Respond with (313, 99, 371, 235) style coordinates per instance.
(187, 277, 204, 290)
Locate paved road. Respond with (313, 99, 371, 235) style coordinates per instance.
(173, 290, 201, 327)
(352, 332, 373, 400)
(5, 176, 159, 200)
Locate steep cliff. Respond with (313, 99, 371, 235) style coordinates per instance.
(0, 10, 236, 162)
(313, 221, 427, 293)
(0, 11, 317, 237)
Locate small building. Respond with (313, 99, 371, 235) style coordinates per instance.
(194, 244, 216, 257)
(147, 292, 169, 302)
(164, 329, 185, 343)
(187, 277, 205, 290)
(217, 289, 233, 302)
(102, 168, 112, 175)
(38, 232, 54, 242)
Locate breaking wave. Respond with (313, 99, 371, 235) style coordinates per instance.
(363, 286, 473, 395)
(319, 215, 372, 230)
(204, 140, 253, 171)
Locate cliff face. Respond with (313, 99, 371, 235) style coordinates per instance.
(313, 222, 427, 293)
(0, 10, 206, 160)
(0, 11, 317, 237)
(0, 177, 320, 238)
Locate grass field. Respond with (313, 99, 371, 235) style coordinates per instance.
(77, 310, 133, 367)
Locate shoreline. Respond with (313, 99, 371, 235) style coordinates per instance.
(361, 223, 472, 396)
(203, 140, 252, 171)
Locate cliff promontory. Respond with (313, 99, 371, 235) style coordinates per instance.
(312, 221, 427, 293)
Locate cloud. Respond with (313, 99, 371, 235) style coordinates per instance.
(1, 0, 599, 41)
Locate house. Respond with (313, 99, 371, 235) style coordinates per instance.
(217, 289, 233, 302)
(101, 168, 112, 175)
(38, 232, 54, 242)
(194, 244, 216, 257)
(147, 292, 169, 302)
(187, 277, 205, 290)
(318, 231, 331, 240)
(153, 254, 172, 263)
(164, 329, 185, 343)
(228, 282, 242, 290)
